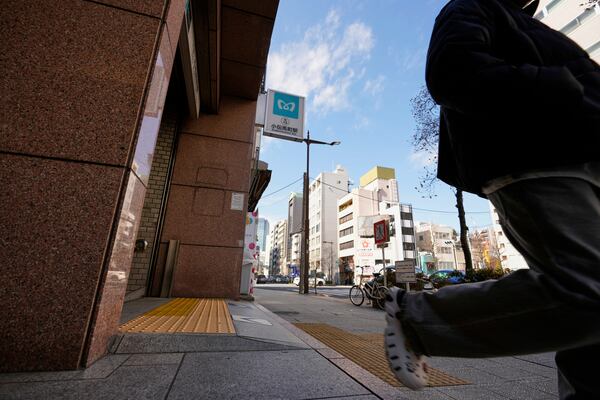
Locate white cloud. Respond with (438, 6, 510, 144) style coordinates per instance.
(266, 9, 374, 115)
(363, 75, 385, 96)
(401, 48, 426, 71)
(353, 115, 370, 130)
(409, 150, 436, 168)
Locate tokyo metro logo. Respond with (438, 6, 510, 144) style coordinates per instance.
(273, 92, 300, 119)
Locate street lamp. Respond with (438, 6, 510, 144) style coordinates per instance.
(300, 131, 341, 294)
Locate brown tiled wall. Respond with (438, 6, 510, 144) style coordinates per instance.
(127, 111, 178, 294)
(0, 0, 185, 372)
(158, 96, 257, 299)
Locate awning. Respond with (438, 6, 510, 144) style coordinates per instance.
(248, 168, 272, 212)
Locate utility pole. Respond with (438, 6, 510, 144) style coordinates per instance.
(300, 131, 341, 294)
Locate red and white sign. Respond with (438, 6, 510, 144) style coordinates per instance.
(374, 220, 389, 245)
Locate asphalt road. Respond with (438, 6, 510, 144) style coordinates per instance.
(254, 284, 387, 335)
(254, 283, 354, 299)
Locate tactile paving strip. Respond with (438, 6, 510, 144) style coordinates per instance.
(120, 298, 235, 334)
(294, 323, 469, 387)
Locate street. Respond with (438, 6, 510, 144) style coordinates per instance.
(255, 284, 386, 334)
(255, 283, 356, 300)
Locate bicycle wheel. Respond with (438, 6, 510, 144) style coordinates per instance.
(349, 285, 364, 306)
(374, 286, 390, 310)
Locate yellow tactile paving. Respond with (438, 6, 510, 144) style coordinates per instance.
(120, 298, 235, 334)
(294, 323, 469, 388)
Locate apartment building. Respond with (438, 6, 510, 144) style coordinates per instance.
(256, 218, 270, 273)
(337, 167, 416, 282)
(416, 223, 466, 271)
(289, 233, 302, 276)
(470, 227, 500, 269)
(535, 0, 600, 63)
(489, 203, 529, 271)
(269, 220, 288, 276)
(308, 166, 349, 277)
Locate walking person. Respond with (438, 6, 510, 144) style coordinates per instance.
(384, 1, 600, 398)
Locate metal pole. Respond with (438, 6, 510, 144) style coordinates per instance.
(302, 132, 310, 294)
(382, 245, 387, 288)
(314, 263, 317, 294)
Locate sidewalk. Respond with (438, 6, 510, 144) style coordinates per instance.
(0, 297, 558, 399)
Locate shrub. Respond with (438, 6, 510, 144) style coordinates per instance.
(466, 267, 506, 282)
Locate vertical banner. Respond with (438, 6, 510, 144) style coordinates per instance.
(243, 211, 260, 295)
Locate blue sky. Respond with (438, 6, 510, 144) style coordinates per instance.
(258, 0, 493, 231)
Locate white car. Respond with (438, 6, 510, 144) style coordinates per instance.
(293, 276, 325, 286)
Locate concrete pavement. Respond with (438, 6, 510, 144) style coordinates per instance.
(0, 289, 560, 399)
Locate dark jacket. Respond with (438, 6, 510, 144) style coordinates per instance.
(426, 0, 600, 196)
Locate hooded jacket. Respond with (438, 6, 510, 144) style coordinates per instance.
(426, 0, 600, 196)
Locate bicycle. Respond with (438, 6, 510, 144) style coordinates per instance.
(349, 267, 390, 309)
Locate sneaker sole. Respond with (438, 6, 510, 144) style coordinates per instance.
(384, 288, 428, 390)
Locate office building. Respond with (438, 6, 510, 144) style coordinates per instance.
(2, 0, 279, 372)
(337, 166, 416, 282)
(269, 220, 288, 276)
(308, 166, 349, 278)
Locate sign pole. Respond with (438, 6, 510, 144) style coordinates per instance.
(382, 245, 387, 288)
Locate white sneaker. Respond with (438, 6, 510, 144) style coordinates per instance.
(384, 287, 429, 390)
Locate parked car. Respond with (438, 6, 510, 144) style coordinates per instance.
(256, 275, 267, 284)
(293, 276, 325, 286)
(427, 270, 466, 288)
(274, 275, 291, 283)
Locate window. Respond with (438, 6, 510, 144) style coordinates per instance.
(498, 231, 503, 236)
(439, 247, 453, 254)
(586, 40, 600, 58)
(340, 240, 354, 250)
(502, 256, 508, 261)
(339, 212, 353, 224)
(561, 5, 599, 35)
(500, 243, 505, 249)
(535, 0, 565, 20)
(339, 199, 353, 212)
(339, 226, 354, 238)
(418, 235, 424, 241)
(315, 224, 320, 233)
(402, 227, 415, 235)
(434, 232, 450, 239)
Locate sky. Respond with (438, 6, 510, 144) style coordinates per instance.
(257, 0, 493, 232)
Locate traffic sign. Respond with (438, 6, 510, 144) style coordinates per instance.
(395, 260, 416, 283)
(374, 220, 389, 245)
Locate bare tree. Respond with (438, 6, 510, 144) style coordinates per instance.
(410, 86, 474, 274)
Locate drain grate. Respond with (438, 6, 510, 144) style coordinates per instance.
(273, 311, 300, 315)
(294, 323, 469, 388)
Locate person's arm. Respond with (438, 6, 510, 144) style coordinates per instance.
(425, 0, 584, 117)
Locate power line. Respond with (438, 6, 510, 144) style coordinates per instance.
(309, 176, 490, 215)
(261, 177, 303, 199)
